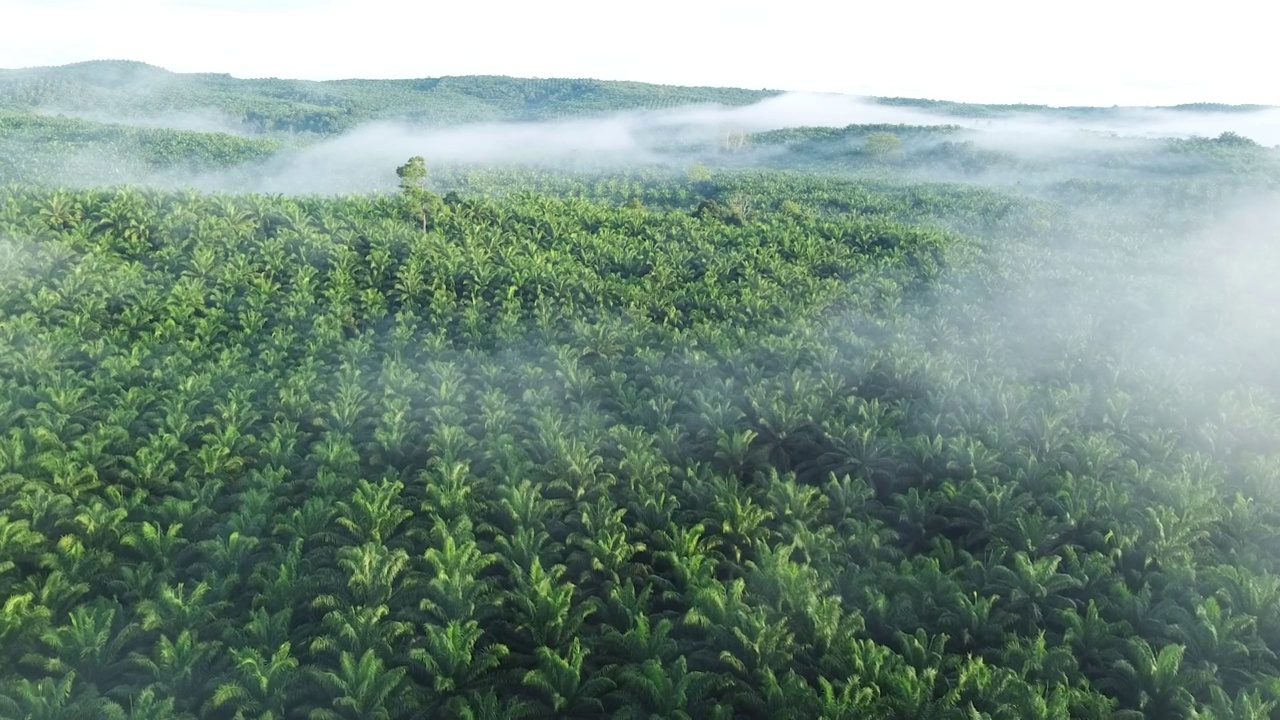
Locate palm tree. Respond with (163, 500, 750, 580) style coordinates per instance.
(521, 637, 616, 718)
(0, 513, 45, 590)
(985, 552, 1083, 632)
(706, 477, 774, 565)
(1169, 596, 1272, 690)
(37, 191, 82, 230)
(0, 671, 98, 720)
(409, 619, 507, 699)
(566, 496, 647, 589)
(131, 629, 223, 714)
(310, 649, 408, 720)
(445, 688, 535, 720)
(939, 590, 1009, 654)
(653, 523, 722, 597)
(1058, 600, 1131, 679)
(232, 606, 294, 651)
(1104, 640, 1208, 720)
(325, 542, 411, 608)
(614, 655, 729, 719)
(207, 641, 309, 719)
(333, 478, 412, 548)
(999, 632, 1079, 689)
(1191, 687, 1276, 720)
(730, 666, 820, 719)
(503, 557, 597, 656)
(420, 517, 499, 623)
(99, 688, 190, 720)
(684, 576, 797, 695)
(136, 581, 226, 635)
(310, 602, 413, 661)
(418, 459, 479, 526)
(711, 428, 765, 480)
(34, 600, 140, 702)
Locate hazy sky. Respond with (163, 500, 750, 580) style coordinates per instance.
(1, 0, 1273, 106)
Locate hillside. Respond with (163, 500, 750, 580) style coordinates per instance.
(0, 60, 780, 133)
(5, 61, 1272, 132)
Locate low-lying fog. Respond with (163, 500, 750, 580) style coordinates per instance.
(190, 94, 1275, 194)
(12, 91, 1276, 194)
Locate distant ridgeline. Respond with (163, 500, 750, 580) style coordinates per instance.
(0, 60, 778, 133)
(874, 96, 1276, 117)
(5, 60, 1274, 135)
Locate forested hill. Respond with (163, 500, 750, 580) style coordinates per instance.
(0, 60, 778, 133)
(6, 60, 1274, 138)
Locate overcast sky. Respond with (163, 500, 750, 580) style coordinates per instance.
(1, 0, 1272, 107)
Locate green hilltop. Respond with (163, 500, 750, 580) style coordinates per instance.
(6, 60, 1272, 135)
(0, 59, 779, 133)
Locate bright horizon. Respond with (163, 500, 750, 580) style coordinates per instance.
(1, 0, 1275, 108)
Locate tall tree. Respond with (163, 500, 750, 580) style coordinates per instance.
(396, 156, 432, 232)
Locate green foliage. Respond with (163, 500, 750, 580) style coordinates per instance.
(863, 131, 904, 162)
(395, 156, 432, 231)
(0, 112, 284, 186)
(0, 61, 777, 132)
(0, 108, 1278, 720)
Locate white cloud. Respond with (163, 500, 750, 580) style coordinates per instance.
(0, 0, 1275, 106)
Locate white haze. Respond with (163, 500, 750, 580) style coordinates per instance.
(975, 187, 1280, 404)
(1158, 194, 1280, 387)
(162, 92, 1280, 194)
(958, 109, 1280, 155)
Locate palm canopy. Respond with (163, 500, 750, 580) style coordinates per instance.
(1, 145, 1279, 719)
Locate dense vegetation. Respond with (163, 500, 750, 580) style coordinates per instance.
(3, 62, 1280, 719)
(0, 112, 285, 186)
(0, 60, 777, 133)
(5, 61, 1269, 134)
(742, 125, 1280, 184)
